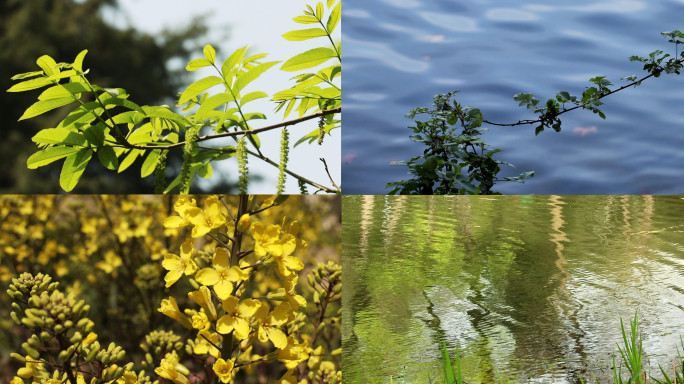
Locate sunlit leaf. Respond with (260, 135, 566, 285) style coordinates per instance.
(7, 77, 53, 92)
(83, 122, 107, 147)
(195, 93, 236, 119)
(97, 147, 119, 170)
(37, 55, 58, 76)
(73, 50, 88, 72)
(293, 16, 319, 24)
(60, 148, 93, 192)
(281, 48, 337, 72)
(282, 28, 328, 41)
(19, 97, 77, 121)
(327, 2, 341, 34)
(186, 58, 213, 71)
(232, 61, 280, 94)
(32, 128, 87, 147)
(141, 149, 160, 178)
(203, 45, 216, 64)
(27, 146, 79, 169)
(11, 71, 44, 80)
(178, 76, 224, 105)
(316, 2, 324, 19)
(38, 83, 90, 100)
(221, 45, 251, 77)
(118, 148, 143, 173)
(240, 91, 268, 105)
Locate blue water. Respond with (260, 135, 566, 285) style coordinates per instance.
(342, 0, 684, 194)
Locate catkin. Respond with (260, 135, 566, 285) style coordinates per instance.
(277, 128, 289, 195)
(179, 128, 198, 194)
(317, 115, 325, 145)
(298, 180, 308, 195)
(154, 150, 167, 194)
(237, 137, 249, 195)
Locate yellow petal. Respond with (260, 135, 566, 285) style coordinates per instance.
(225, 266, 250, 282)
(213, 280, 233, 300)
(216, 314, 235, 334)
(232, 317, 250, 340)
(162, 254, 181, 271)
(280, 234, 297, 256)
(222, 296, 239, 313)
(268, 328, 288, 349)
(164, 269, 183, 287)
(250, 222, 264, 240)
(213, 248, 230, 268)
(282, 256, 304, 271)
(270, 302, 291, 326)
(180, 238, 194, 259)
(164, 216, 186, 229)
(238, 299, 261, 318)
(195, 268, 219, 286)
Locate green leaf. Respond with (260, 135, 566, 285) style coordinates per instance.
(143, 106, 191, 128)
(293, 16, 319, 24)
(326, 1, 341, 34)
(195, 93, 236, 119)
(97, 146, 119, 170)
(221, 45, 251, 76)
(11, 71, 44, 80)
(203, 45, 216, 64)
(45, 70, 77, 82)
(60, 148, 93, 192)
(294, 122, 338, 147)
(141, 149, 161, 177)
(281, 48, 338, 72)
(243, 53, 269, 65)
(83, 123, 106, 147)
(598, 111, 606, 119)
(240, 91, 268, 105)
(119, 149, 143, 173)
(282, 28, 328, 41)
(7, 77, 53, 92)
(32, 128, 87, 147)
(19, 97, 77, 121)
(316, 2, 324, 19)
(101, 97, 145, 114)
(197, 162, 213, 178)
(73, 49, 88, 72)
(186, 59, 213, 71)
(37, 55, 58, 76)
(232, 61, 280, 94)
(27, 146, 80, 169)
(327, 0, 335, 8)
(38, 83, 90, 100)
(242, 112, 266, 121)
(178, 76, 224, 105)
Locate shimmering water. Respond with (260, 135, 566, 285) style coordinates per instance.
(342, 195, 684, 383)
(342, 0, 684, 194)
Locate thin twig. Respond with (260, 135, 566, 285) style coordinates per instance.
(245, 149, 336, 193)
(127, 107, 341, 150)
(319, 158, 340, 193)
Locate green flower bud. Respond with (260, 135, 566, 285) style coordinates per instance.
(174, 342, 183, 351)
(86, 347, 99, 362)
(108, 342, 115, 352)
(7, 289, 16, 299)
(27, 336, 40, 349)
(124, 362, 134, 371)
(77, 318, 89, 328)
(308, 372, 315, 380)
(58, 349, 71, 363)
(80, 305, 90, 318)
(314, 270, 322, 284)
(145, 353, 153, 364)
(116, 350, 126, 361)
(330, 271, 341, 282)
(114, 367, 125, 379)
(319, 290, 327, 302)
(48, 282, 59, 292)
(22, 343, 40, 359)
(11, 302, 22, 313)
(334, 283, 341, 294)
(91, 341, 101, 353)
(154, 346, 161, 355)
(101, 354, 110, 365)
(72, 300, 85, 316)
(166, 341, 173, 351)
(45, 317, 54, 327)
(63, 320, 73, 329)
(11, 311, 21, 325)
(141, 361, 148, 370)
(70, 332, 82, 344)
(57, 313, 66, 321)
(185, 345, 193, 355)
(10, 352, 26, 363)
(54, 324, 64, 334)
(336, 308, 341, 316)
(140, 343, 148, 353)
(316, 322, 325, 334)
(84, 320, 94, 333)
(103, 368, 113, 382)
(313, 292, 320, 304)
(21, 317, 36, 328)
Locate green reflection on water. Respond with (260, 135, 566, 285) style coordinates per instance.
(343, 196, 684, 383)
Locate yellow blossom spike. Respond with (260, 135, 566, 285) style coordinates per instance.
(162, 238, 198, 287)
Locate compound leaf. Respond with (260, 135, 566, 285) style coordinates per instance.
(60, 148, 93, 192)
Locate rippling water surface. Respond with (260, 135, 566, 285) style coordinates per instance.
(342, 0, 684, 194)
(343, 196, 684, 383)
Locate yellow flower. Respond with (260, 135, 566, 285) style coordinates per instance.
(213, 358, 234, 384)
(162, 238, 198, 287)
(191, 311, 210, 330)
(193, 330, 221, 358)
(307, 345, 325, 370)
(17, 356, 45, 380)
(82, 332, 98, 346)
(250, 222, 283, 256)
(237, 214, 250, 232)
(164, 197, 197, 229)
(270, 370, 298, 384)
(116, 371, 138, 384)
(95, 250, 122, 276)
(272, 234, 304, 278)
(194, 248, 249, 300)
(158, 296, 193, 330)
(254, 301, 291, 349)
(216, 296, 261, 340)
(188, 285, 217, 321)
(155, 358, 191, 384)
(276, 336, 309, 370)
(11, 377, 25, 384)
(186, 195, 227, 238)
